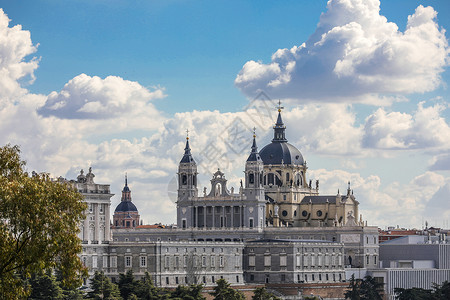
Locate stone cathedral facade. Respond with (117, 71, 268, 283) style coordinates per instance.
(73, 107, 379, 288)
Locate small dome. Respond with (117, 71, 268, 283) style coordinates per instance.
(115, 201, 138, 212)
(259, 142, 304, 165)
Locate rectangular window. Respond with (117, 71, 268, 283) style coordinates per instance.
(125, 256, 131, 267)
(374, 256, 377, 265)
(165, 256, 170, 269)
(296, 255, 301, 267)
(249, 256, 255, 267)
(303, 255, 308, 267)
(202, 256, 207, 267)
(103, 256, 108, 269)
(110, 256, 117, 268)
(166, 277, 169, 285)
(249, 218, 254, 228)
(140, 256, 147, 268)
(264, 255, 271, 267)
(219, 256, 224, 267)
(183, 256, 187, 268)
(311, 255, 315, 267)
(366, 255, 370, 265)
(235, 255, 240, 267)
(175, 256, 180, 269)
(175, 277, 179, 284)
(281, 274, 285, 282)
(92, 256, 97, 268)
(280, 255, 287, 267)
(211, 256, 215, 267)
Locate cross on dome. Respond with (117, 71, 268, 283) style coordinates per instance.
(277, 100, 284, 112)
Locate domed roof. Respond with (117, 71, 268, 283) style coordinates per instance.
(115, 201, 138, 212)
(259, 109, 304, 166)
(260, 142, 304, 165)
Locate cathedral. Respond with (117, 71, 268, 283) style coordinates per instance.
(74, 106, 379, 288)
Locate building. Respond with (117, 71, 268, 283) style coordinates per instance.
(74, 106, 379, 291)
(113, 175, 140, 229)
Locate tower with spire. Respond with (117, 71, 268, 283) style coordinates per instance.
(113, 174, 140, 229)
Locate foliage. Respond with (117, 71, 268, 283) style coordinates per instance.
(252, 287, 281, 300)
(394, 281, 450, 300)
(133, 272, 161, 300)
(345, 275, 383, 300)
(210, 278, 245, 300)
(169, 284, 205, 300)
(0, 144, 87, 298)
(28, 270, 63, 299)
(87, 271, 122, 300)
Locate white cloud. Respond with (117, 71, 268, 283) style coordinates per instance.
(0, 9, 39, 103)
(235, 0, 449, 102)
(362, 101, 450, 150)
(429, 153, 450, 171)
(38, 73, 165, 120)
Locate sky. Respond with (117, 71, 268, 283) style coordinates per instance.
(1, 0, 449, 229)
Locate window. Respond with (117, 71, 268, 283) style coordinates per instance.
(366, 255, 370, 265)
(165, 256, 170, 268)
(110, 256, 117, 268)
(125, 256, 131, 267)
(281, 274, 285, 282)
(202, 256, 207, 267)
(183, 256, 187, 267)
(280, 255, 287, 267)
(92, 256, 97, 268)
(249, 218, 254, 228)
(264, 255, 271, 267)
(319, 274, 322, 281)
(250, 274, 254, 281)
(203, 276, 206, 283)
(103, 256, 108, 269)
(166, 277, 169, 285)
(99, 204, 103, 213)
(175, 256, 180, 269)
(182, 219, 186, 229)
(317, 210, 323, 217)
(140, 256, 147, 268)
(235, 255, 240, 267)
(219, 256, 224, 267)
(212, 276, 215, 283)
(303, 255, 309, 267)
(283, 195, 286, 201)
(282, 210, 288, 217)
(302, 210, 308, 217)
(182, 175, 187, 185)
(211, 256, 215, 267)
(249, 256, 255, 267)
(249, 173, 254, 184)
(374, 256, 377, 265)
(236, 275, 239, 283)
(175, 277, 179, 284)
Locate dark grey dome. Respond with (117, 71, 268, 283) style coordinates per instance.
(259, 142, 304, 165)
(115, 201, 138, 212)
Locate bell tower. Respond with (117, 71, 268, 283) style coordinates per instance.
(177, 131, 198, 202)
(243, 130, 266, 228)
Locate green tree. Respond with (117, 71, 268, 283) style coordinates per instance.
(394, 287, 432, 300)
(118, 270, 142, 300)
(170, 284, 205, 300)
(433, 281, 450, 299)
(87, 271, 122, 300)
(0, 144, 87, 299)
(344, 275, 361, 300)
(210, 278, 245, 300)
(345, 275, 383, 300)
(28, 270, 63, 300)
(134, 272, 161, 300)
(252, 287, 281, 300)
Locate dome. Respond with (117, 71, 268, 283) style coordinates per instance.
(115, 201, 138, 212)
(259, 142, 304, 166)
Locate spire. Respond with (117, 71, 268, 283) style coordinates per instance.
(180, 130, 195, 164)
(121, 173, 131, 201)
(247, 128, 262, 162)
(272, 100, 287, 142)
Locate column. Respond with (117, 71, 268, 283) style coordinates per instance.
(83, 213, 89, 242)
(195, 206, 198, 228)
(95, 203, 100, 242)
(212, 206, 215, 228)
(204, 205, 207, 228)
(231, 206, 234, 228)
(222, 206, 225, 228)
(105, 202, 111, 241)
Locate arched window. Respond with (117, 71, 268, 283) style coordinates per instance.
(182, 174, 187, 185)
(268, 173, 274, 185)
(249, 173, 254, 184)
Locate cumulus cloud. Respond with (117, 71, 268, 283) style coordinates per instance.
(0, 9, 39, 102)
(362, 101, 450, 150)
(429, 153, 450, 171)
(235, 0, 449, 102)
(38, 74, 165, 119)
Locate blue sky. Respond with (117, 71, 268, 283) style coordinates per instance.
(1, 0, 449, 228)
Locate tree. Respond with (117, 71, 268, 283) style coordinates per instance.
(28, 270, 63, 299)
(252, 286, 281, 300)
(394, 287, 432, 300)
(345, 275, 383, 300)
(134, 272, 161, 300)
(87, 271, 122, 300)
(433, 281, 450, 299)
(344, 275, 361, 300)
(0, 144, 87, 298)
(118, 270, 140, 300)
(170, 284, 205, 300)
(210, 278, 245, 300)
